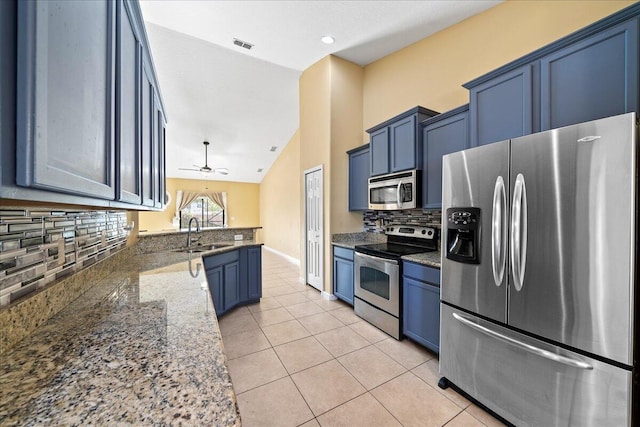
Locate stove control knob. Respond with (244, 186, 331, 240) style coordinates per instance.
(421, 230, 426, 235)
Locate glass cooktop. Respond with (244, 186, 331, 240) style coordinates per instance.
(355, 242, 436, 260)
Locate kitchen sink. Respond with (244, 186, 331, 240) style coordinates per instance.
(174, 244, 232, 253)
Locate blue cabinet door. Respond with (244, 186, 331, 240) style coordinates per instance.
(141, 55, 155, 207)
(422, 106, 469, 209)
(348, 144, 370, 211)
(540, 18, 639, 130)
(205, 248, 261, 316)
(15, 0, 116, 199)
(117, 0, 142, 204)
(223, 260, 240, 310)
(206, 265, 224, 315)
(390, 115, 417, 172)
(469, 65, 533, 147)
(333, 247, 354, 305)
(247, 246, 262, 300)
(369, 127, 390, 176)
(152, 94, 165, 209)
(402, 262, 441, 353)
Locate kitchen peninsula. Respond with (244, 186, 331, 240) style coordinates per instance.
(0, 241, 263, 425)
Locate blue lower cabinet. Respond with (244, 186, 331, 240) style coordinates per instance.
(402, 262, 440, 353)
(246, 246, 263, 300)
(223, 260, 240, 310)
(204, 246, 262, 316)
(207, 265, 224, 314)
(333, 246, 354, 305)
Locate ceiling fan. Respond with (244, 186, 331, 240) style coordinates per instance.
(179, 140, 229, 175)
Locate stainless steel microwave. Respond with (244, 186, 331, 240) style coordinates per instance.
(368, 170, 419, 210)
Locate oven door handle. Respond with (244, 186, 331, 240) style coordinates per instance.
(355, 252, 399, 265)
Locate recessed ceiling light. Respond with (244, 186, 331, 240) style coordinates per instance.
(321, 35, 335, 44)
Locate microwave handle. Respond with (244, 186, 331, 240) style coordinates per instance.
(396, 182, 402, 205)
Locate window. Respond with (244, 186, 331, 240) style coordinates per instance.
(180, 197, 225, 229)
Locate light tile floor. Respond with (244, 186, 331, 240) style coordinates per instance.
(219, 249, 505, 427)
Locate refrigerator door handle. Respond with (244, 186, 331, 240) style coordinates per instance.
(491, 176, 507, 287)
(510, 173, 528, 292)
(452, 312, 593, 370)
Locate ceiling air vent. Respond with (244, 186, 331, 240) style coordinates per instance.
(269, 146, 278, 152)
(257, 168, 264, 173)
(233, 38, 254, 50)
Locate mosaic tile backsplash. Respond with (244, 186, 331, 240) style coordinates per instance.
(363, 209, 442, 233)
(0, 208, 128, 308)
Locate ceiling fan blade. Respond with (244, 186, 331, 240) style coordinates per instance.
(179, 141, 229, 175)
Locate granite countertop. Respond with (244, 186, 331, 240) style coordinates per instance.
(402, 250, 442, 269)
(139, 226, 262, 238)
(0, 241, 262, 426)
(331, 232, 386, 249)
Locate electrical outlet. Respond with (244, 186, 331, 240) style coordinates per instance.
(234, 234, 243, 241)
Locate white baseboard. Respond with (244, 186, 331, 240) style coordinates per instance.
(322, 291, 337, 301)
(262, 245, 300, 266)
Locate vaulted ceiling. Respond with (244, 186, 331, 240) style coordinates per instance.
(139, 0, 502, 183)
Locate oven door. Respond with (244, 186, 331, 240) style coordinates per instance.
(354, 252, 400, 317)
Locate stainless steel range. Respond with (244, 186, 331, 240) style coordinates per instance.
(354, 225, 437, 339)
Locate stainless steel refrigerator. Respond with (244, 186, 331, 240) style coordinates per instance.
(440, 112, 638, 426)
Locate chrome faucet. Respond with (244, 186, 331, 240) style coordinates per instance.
(187, 217, 201, 247)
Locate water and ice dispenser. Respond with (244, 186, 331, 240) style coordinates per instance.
(446, 208, 480, 264)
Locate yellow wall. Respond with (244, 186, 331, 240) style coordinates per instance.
(138, 178, 260, 232)
(297, 55, 365, 292)
(329, 56, 365, 235)
(299, 56, 332, 288)
(259, 130, 301, 261)
(363, 0, 635, 132)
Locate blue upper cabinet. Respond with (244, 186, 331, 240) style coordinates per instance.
(117, 0, 142, 204)
(367, 107, 439, 177)
(347, 144, 370, 211)
(369, 128, 389, 176)
(153, 93, 165, 209)
(465, 5, 640, 145)
(5, 0, 166, 209)
(540, 18, 639, 131)
(141, 54, 155, 207)
(422, 105, 470, 210)
(389, 115, 417, 172)
(468, 65, 533, 147)
(16, 0, 117, 199)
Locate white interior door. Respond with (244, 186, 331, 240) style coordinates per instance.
(305, 166, 323, 290)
